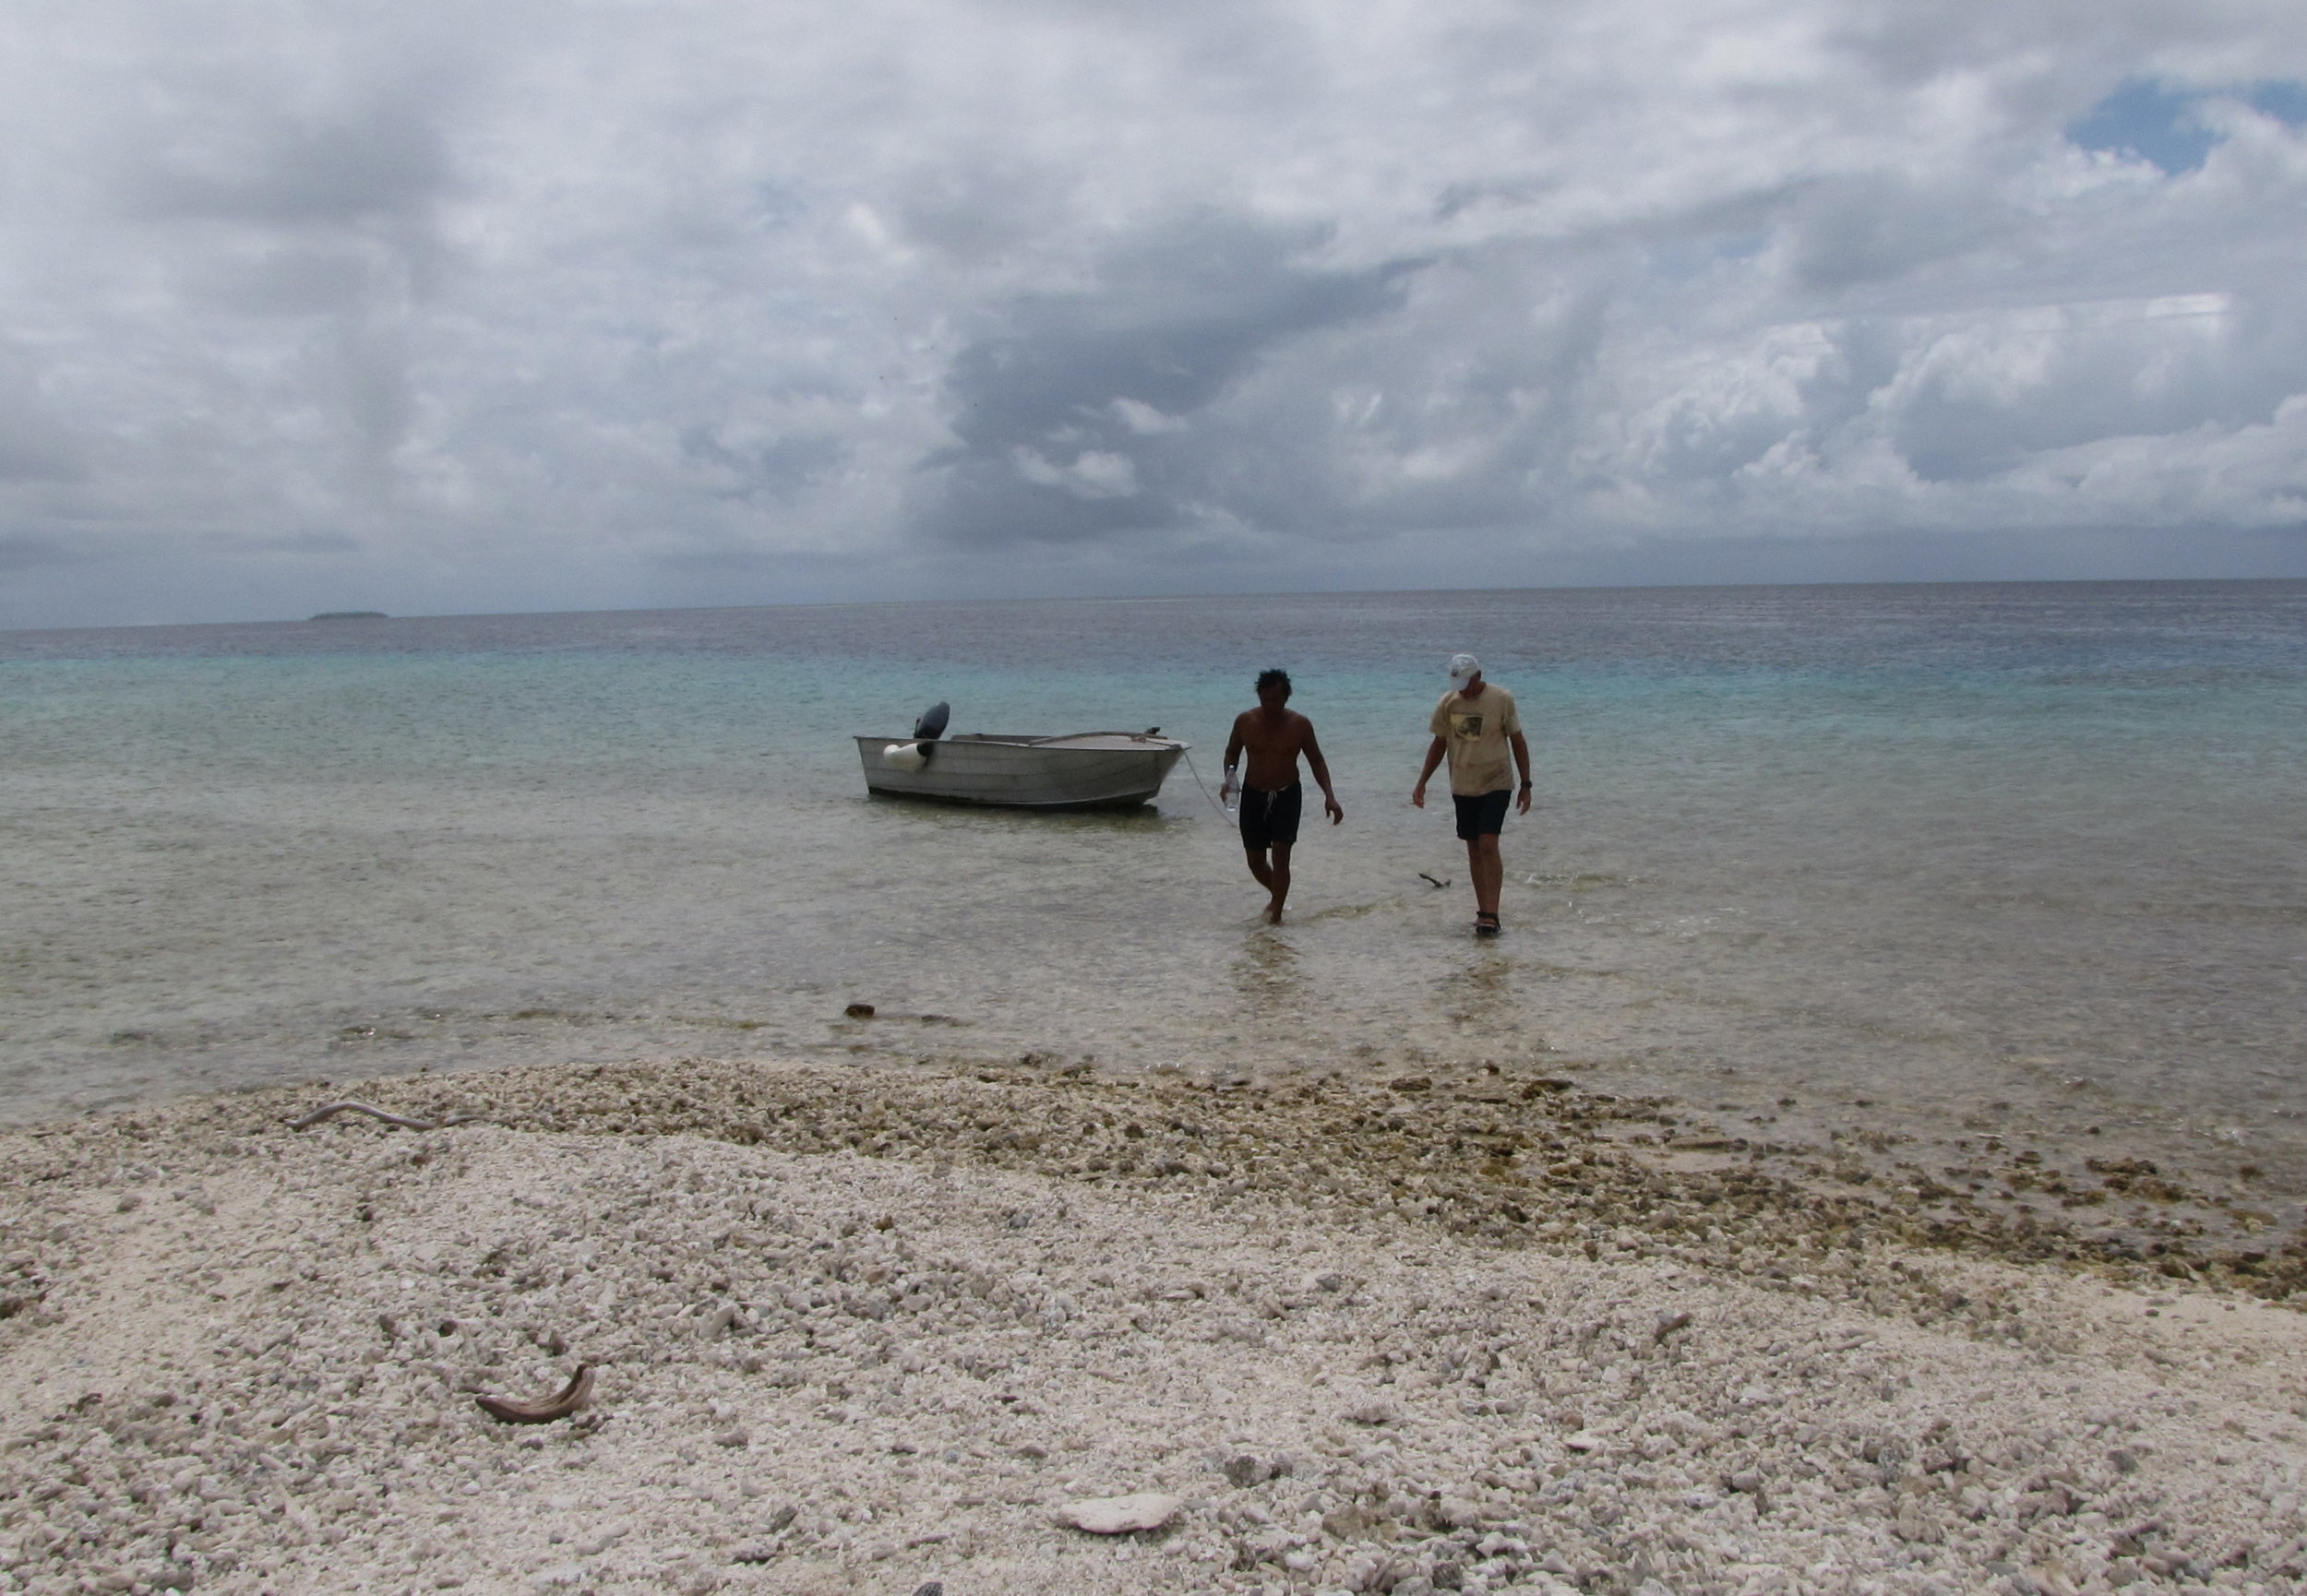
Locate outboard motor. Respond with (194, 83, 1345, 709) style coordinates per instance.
(880, 703, 952, 774)
(912, 700, 950, 758)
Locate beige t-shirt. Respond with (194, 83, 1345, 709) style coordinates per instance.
(1429, 685, 1523, 796)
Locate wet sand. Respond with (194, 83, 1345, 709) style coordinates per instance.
(3, 1056, 2304, 1595)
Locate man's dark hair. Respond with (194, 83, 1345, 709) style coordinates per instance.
(1255, 668, 1292, 696)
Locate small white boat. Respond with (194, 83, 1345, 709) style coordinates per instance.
(856, 728, 1189, 810)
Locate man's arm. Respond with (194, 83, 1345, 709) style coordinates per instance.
(1411, 734, 1446, 808)
(1222, 714, 1247, 797)
(1511, 730, 1533, 815)
(1300, 719, 1344, 824)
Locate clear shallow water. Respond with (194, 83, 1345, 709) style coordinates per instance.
(3, 583, 2303, 1194)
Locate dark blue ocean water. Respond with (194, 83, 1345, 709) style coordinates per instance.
(4, 581, 2302, 1196)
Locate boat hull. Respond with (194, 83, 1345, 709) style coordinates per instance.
(855, 732, 1188, 811)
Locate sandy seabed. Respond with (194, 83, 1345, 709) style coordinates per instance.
(3, 1057, 2304, 1596)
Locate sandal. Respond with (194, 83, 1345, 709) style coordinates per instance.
(1474, 911, 1501, 937)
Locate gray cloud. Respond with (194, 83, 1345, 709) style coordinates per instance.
(122, 99, 452, 229)
(1784, 175, 2014, 293)
(2, 0, 2306, 628)
(0, 535, 78, 572)
(0, 344, 82, 483)
(913, 217, 1417, 547)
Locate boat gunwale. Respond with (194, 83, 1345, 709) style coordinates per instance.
(861, 731, 1189, 751)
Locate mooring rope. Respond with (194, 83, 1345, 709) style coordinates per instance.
(1177, 747, 1237, 824)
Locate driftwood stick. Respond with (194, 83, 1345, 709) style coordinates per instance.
(475, 1364, 594, 1424)
(289, 1102, 490, 1132)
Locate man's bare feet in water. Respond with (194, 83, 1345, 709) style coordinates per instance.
(1252, 846, 1292, 923)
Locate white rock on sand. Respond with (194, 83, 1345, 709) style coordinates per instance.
(1053, 1493, 1185, 1534)
(0, 1058, 2303, 1596)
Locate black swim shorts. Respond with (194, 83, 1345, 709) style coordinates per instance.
(1452, 788, 1512, 840)
(1238, 781, 1303, 852)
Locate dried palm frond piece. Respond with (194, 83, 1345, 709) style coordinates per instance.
(474, 1364, 593, 1424)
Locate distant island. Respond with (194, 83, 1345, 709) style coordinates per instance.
(307, 611, 388, 621)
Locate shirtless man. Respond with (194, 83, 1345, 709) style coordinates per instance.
(1222, 668, 1345, 923)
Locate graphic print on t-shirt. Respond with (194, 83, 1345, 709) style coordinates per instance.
(1450, 711, 1485, 741)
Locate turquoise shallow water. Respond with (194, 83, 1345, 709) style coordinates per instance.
(3, 581, 2303, 1196)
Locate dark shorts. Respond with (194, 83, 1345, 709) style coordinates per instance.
(1453, 788, 1512, 840)
(1239, 781, 1303, 852)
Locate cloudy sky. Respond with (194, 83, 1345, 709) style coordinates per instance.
(3, 0, 2305, 628)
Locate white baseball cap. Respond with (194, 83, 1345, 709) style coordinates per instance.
(1447, 653, 1481, 686)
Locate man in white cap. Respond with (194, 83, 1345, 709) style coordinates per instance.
(1411, 654, 1532, 936)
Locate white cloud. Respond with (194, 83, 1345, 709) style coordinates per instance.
(1112, 397, 1186, 435)
(2, 0, 2305, 625)
(1013, 446, 1139, 498)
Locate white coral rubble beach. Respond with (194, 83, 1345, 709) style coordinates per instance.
(1, 1061, 2303, 1596)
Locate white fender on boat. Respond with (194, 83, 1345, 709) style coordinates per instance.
(880, 742, 930, 771)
